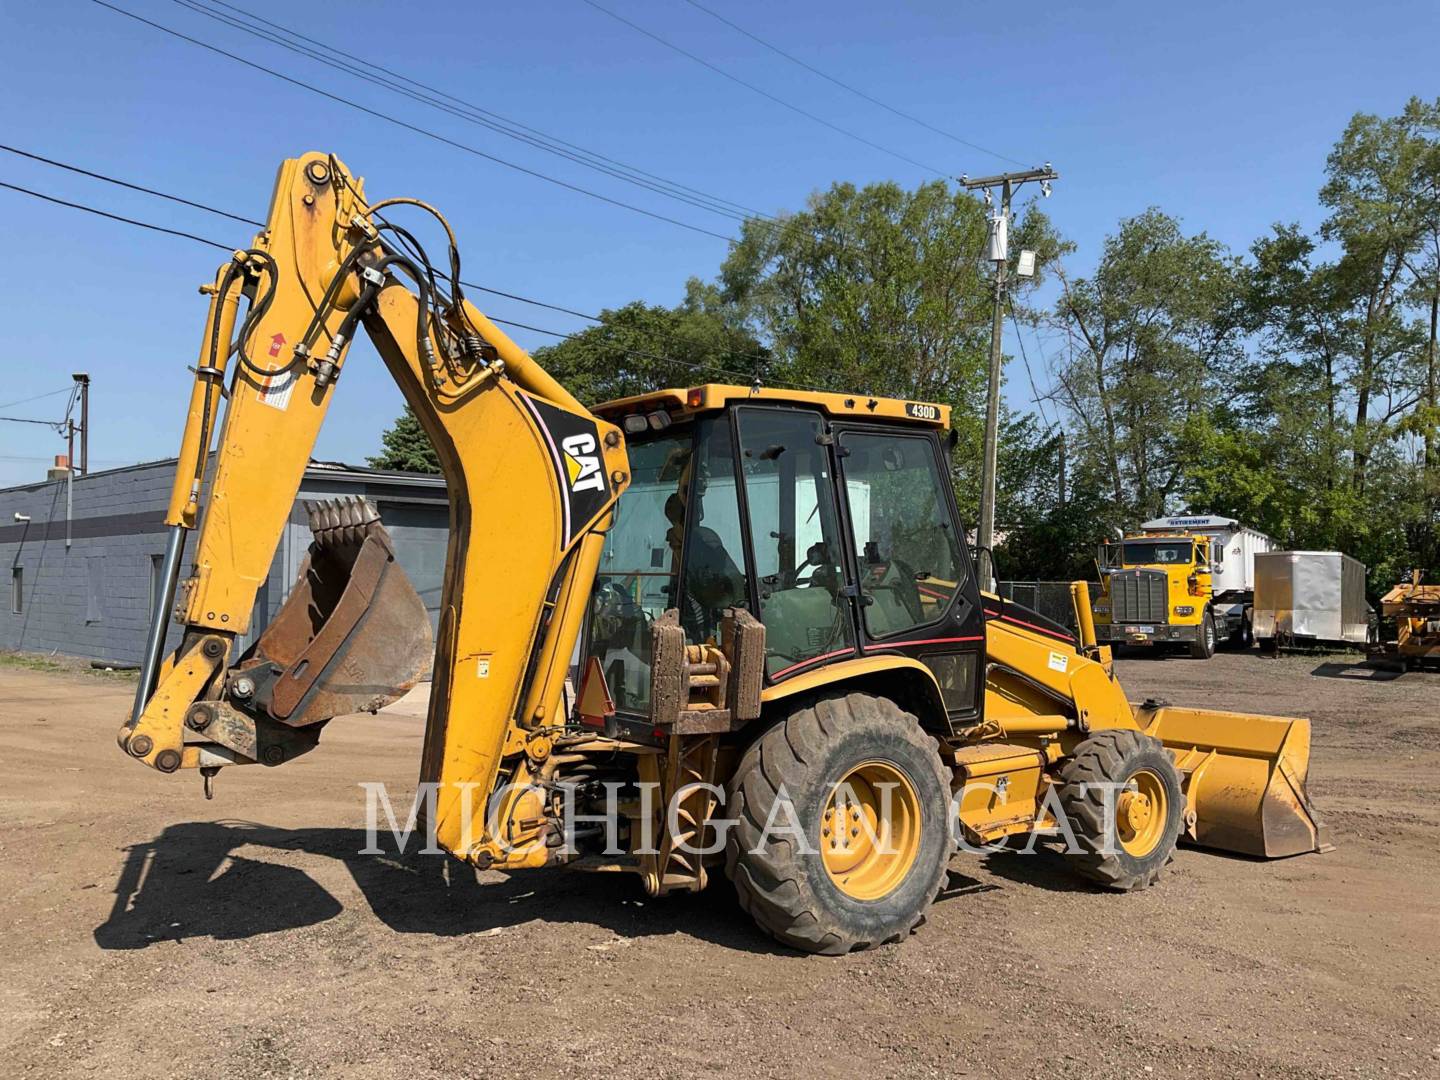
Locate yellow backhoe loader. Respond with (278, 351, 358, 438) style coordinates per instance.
(119, 153, 1328, 953)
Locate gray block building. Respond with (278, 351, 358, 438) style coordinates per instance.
(0, 458, 447, 666)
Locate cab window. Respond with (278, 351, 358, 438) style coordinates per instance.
(585, 429, 693, 713)
(839, 431, 962, 638)
(735, 408, 855, 677)
(678, 416, 749, 645)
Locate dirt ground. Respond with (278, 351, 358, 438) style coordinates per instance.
(1, 650, 1437, 1079)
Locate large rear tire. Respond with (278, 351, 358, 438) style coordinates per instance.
(1056, 729, 1183, 891)
(723, 693, 952, 955)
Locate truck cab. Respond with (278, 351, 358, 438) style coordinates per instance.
(1093, 514, 1273, 658)
(1094, 531, 1218, 658)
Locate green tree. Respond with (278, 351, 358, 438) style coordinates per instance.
(370, 286, 768, 470)
(532, 282, 769, 406)
(1052, 208, 1244, 522)
(1318, 99, 1436, 493)
(368, 404, 440, 473)
(719, 178, 1065, 513)
(992, 417, 1112, 581)
(1217, 99, 1440, 592)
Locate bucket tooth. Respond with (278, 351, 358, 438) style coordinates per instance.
(233, 498, 432, 728)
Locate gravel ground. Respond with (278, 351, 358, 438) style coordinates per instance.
(1, 650, 1436, 1079)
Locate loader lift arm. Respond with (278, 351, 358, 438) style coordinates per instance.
(120, 152, 630, 866)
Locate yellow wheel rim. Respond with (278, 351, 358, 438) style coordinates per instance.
(820, 761, 922, 901)
(1116, 768, 1168, 857)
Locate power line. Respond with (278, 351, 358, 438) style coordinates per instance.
(0, 178, 781, 388)
(0, 415, 69, 430)
(118, 2, 878, 253)
(171, 0, 771, 226)
(0, 143, 264, 227)
(578, 0, 947, 177)
(199, 0, 770, 220)
(0, 180, 232, 250)
(679, 1, 1029, 169)
(1, 142, 801, 376)
(0, 386, 74, 412)
(1009, 302, 1053, 430)
(4, 142, 601, 323)
(90, 0, 736, 242)
(3, 152, 970, 392)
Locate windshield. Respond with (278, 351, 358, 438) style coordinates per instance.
(1121, 540, 1195, 566)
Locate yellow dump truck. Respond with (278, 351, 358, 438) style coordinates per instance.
(1093, 515, 1273, 659)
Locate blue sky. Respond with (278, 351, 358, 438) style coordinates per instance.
(1, 0, 1436, 488)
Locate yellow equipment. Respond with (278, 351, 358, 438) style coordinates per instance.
(1095, 527, 1220, 658)
(1378, 571, 1440, 670)
(119, 153, 1328, 954)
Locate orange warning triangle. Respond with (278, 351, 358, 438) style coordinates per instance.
(576, 656, 615, 728)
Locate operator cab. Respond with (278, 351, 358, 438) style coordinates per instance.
(583, 386, 986, 728)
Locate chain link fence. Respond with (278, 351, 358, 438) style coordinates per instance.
(996, 580, 1101, 634)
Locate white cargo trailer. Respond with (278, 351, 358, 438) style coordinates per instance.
(1253, 551, 1370, 648)
(1139, 515, 1274, 643)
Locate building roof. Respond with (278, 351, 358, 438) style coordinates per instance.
(0, 456, 444, 497)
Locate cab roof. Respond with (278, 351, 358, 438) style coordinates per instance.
(593, 383, 950, 429)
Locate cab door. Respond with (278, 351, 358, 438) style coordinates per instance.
(832, 425, 984, 721)
(733, 406, 860, 680)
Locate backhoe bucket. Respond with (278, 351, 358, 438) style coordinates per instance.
(236, 497, 433, 728)
(1139, 705, 1329, 858)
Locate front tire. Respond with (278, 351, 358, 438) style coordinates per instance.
(1189, 608, 1216, 659)
(1056, 729, 1184, 890)
(724, 693, 952, 955)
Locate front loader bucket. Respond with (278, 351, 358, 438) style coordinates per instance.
(1139, 705, 1329, 858)
(235, 497, 433, 728)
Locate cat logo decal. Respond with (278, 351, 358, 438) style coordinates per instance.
(517, 392, 614, 548)
(561, 433, 605, 493)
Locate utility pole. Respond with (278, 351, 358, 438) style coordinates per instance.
(71, 372, 89, 475)
(960, 165, 1059, 589)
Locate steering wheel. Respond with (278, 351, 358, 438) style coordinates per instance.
(863, 557, 925, 622)
(591, 580, 650, 644)
(785, 541, 832, 589)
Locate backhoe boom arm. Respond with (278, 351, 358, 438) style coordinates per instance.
(120, 152, 630, 865)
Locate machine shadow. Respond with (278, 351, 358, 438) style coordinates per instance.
(1309, 660, 1403, 682)
(976, 842, 1099, 893)
(93, 820, 792, 955)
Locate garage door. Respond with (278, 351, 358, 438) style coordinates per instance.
(376, 501, 449, 632)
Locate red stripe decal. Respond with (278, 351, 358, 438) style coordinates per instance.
(984, 609, 1075, 642)
(770, 648, 856, 680)
(863, 635, 982, 651)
